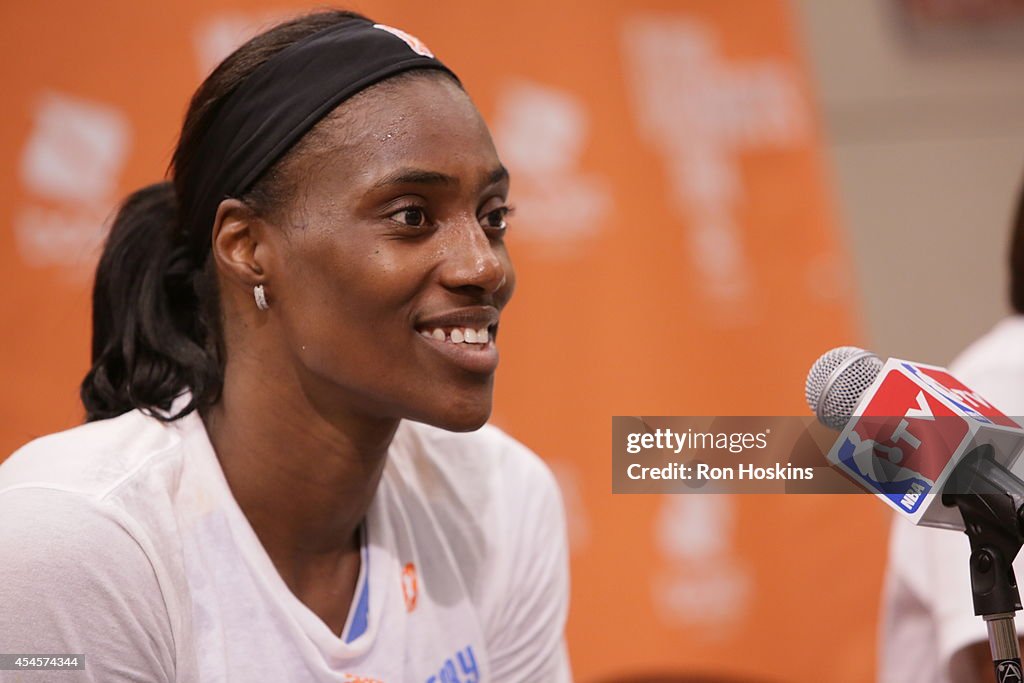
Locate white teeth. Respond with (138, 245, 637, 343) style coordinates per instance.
(422, 326, 492, 344)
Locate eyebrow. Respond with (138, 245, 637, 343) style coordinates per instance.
(372, 165, 509, 190)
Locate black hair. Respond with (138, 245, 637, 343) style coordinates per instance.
(1010, 176, 1024, 314)
(81, 9, 370, 422)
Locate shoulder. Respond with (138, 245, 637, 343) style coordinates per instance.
(0, 485, 151, 569)
(0, 486, 177, 681)
(0, 485, 172, 623)
(0, 409, 189, 610)
(0, 410, 191, 614)
(0, 408, 185, 499)
(950, 316, 1024, 415)
(951, 316, 1024, 380)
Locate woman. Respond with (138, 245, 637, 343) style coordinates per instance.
(880, 173, 1024, 683)
(0, 10, 570, 682)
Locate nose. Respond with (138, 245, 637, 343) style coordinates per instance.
(438, 220, 508, 296)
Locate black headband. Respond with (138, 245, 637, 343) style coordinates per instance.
(183, 16, 459, 252)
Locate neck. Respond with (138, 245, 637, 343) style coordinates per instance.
(202, 351, 398, 574)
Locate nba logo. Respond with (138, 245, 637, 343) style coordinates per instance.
(833, 369, 969, 513)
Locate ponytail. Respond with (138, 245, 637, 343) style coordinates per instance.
(80, 9, 374, 422)
(81, 182, 221, 421)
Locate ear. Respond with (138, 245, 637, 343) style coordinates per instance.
(210, 199, 267, 287)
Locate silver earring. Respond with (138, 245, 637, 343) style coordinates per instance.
(253, 284, 269, 311)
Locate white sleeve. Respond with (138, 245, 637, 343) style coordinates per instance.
(0, 487, 175, 682)
(485, 448, 572, 683)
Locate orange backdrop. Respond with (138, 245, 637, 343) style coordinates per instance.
(0, 1, 890, 681)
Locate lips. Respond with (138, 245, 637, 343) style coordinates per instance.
(416, 305, 499, 331)
(415, 306, 500, 374)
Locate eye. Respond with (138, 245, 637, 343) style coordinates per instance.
(480, 206, 512, 231)
(390, 207, 428, 227)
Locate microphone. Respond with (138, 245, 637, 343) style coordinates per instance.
(805, 346, 1024, 530)
(808, 346, 1024, 680)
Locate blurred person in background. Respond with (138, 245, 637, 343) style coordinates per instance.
(0, 9, 569, 682)
(880, 171, 1024, 682)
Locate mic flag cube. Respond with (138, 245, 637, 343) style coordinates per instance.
(827, 358, 1024, 530)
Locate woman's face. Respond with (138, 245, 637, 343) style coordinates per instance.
(259, 74, 515, 431)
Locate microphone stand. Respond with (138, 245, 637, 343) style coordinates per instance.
(944, 445, 1024, 683)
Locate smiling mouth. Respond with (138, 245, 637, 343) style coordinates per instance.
(413, 320, 501, 375)
(414, 307, 501, 373)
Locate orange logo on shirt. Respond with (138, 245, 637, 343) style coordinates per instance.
(401, 562, 418, 612)
(343, 675, 383, 683)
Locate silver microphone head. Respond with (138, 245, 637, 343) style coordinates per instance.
(805, 346, 884, 430)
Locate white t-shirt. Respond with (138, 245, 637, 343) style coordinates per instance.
(0, 407, 571, 683)
(880, 315, 1024, 683)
